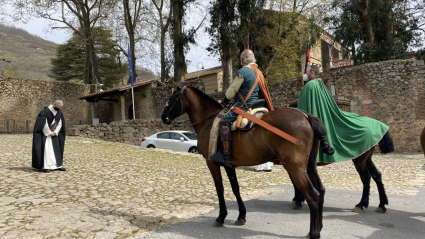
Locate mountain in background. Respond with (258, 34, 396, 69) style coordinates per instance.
(0, 24, 57, 81)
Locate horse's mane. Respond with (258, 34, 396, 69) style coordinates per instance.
(188, 86, 222, 109)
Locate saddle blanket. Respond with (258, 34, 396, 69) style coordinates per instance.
(231, 107, 269, 131)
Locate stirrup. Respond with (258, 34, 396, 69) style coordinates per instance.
(209, 152, 234, 168)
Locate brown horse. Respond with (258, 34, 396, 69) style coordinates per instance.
(162, 82, 334, 239)
(421, 127, 425, 158)
(291, 125, 395, 214)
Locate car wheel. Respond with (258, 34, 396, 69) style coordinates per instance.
(147, 145, 156, 148)
(189, 147, 199, 154)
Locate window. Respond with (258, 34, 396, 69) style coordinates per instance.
(157, 132, 169, 139)
(171, 133, 182, 140)
(183, 132, 198, 140)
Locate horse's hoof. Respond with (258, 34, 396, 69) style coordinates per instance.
(235, 219, 246, 226)
(291, 200, 296, 206)
(352, 206, 363, 213)
(307, 232, 321, 239)
(292, 204, 302, 210)
(213, 221, 224, 227)
(375, 207, 387, 213)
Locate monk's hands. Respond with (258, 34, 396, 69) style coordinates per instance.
(50, 132, 57, 137)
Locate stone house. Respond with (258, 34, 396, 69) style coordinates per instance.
(78, 78, 164, 124)
(184, 66, 223, 94)
(303, 31, 351, 72)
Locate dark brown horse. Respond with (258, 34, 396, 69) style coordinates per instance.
(162, 82, 334, 239)
(421, 127, 425, 158)
(291, 125, 394, 213)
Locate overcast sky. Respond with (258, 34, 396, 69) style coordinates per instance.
(4, 5, 221, 74)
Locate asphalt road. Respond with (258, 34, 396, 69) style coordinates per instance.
(144, 186, 425, 239)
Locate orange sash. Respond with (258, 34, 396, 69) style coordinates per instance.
(250, 65, 274, 111)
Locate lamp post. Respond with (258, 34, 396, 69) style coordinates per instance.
(197, 62, 204, 80)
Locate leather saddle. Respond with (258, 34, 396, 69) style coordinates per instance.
(231, 99, 269, 131)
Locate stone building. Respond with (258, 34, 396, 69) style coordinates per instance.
(184, 66, 223, 94)
(78, 79, 164, 124)
(303, 31, 352, 72)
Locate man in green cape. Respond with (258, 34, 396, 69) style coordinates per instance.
(289, 65, 390, 164)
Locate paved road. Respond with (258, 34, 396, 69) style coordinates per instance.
(145, 186, 425, 239)
(1, 134, 424, 239)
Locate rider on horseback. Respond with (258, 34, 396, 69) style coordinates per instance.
(210, 49, 272, 166)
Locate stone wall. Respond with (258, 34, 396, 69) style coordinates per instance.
(327, 59, 425, 152)
(0, 76, 95, 128)
(69, 79, 207, 146)
(70, 119, 193, 146)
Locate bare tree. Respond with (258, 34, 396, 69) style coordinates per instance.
(151, 0, 172, 81)
(121, 0, 146, 83)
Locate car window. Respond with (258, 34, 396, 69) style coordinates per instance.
(157, 132, 169, 139)
(171, 133, 182, 140)
(182, 132, 197, 140)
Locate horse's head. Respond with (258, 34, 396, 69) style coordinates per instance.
(162, 82, 187, 125)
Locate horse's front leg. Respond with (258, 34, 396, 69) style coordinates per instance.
(224, 166, 246, 225)
(208, 162, 228, 227)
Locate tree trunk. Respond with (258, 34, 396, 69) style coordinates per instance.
(221, 23, 233, 90)
(160, 30, 167, 81)
(80, 3, 102, 84)
(156, 0, 172, 82)
(172, 0, 186, 82)
(85, 29, 103, 84)
(359, 0, 374, 44)
(123, 0, 138, 83)
(222, 52, 233, 91)
(83, 33, 91, 84)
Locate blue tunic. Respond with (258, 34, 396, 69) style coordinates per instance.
(224, 67, 259, 123)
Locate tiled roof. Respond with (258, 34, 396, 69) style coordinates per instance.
(79, 78, 159, 100)
(185, 66, 222, 80)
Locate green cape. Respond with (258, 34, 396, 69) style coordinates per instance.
(297, 79, 388, 163)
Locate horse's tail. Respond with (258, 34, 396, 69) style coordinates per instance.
(308, 115, 335, 155)
(379, 131, 394, 154)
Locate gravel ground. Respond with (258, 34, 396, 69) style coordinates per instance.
(0, 134, 424, 239)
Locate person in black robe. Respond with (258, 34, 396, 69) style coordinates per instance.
(32, 100, 66, 173)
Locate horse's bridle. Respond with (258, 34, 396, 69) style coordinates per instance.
(165, 86, 221, 135)
(164, 86, 187, 120)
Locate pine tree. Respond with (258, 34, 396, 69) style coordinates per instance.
(50, 28, 125, 88)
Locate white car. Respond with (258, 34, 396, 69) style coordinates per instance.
(141, 130, 199, 154)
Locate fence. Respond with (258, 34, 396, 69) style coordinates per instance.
(0, 120, 33, 134)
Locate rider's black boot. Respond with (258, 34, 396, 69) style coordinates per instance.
(209, 118, 233, 167)
(210, 140, 233, 167)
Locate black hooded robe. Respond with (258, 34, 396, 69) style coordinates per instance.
(32, 107, 66, 169)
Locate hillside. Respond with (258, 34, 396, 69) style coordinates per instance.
(0, 24, 57, 81)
